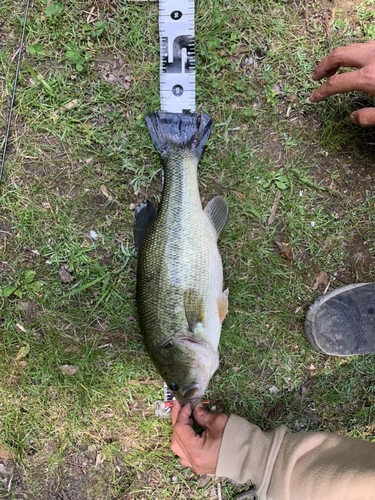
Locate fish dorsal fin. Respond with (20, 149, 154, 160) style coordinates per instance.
(134, 200, 157, 252)
(183, 289, 205, 333)
(217, 289, 229, 323)
(204, 196, 228, 238)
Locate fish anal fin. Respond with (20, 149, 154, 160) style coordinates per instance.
(183, 289, 205, 333)
(204, 196, 228, 238)
(134, 200, 157, 252)
(217, 289, 229, 323)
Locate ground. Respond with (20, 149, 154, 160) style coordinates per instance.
(0, 0, 375, 499)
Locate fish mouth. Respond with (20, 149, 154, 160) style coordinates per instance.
(179, 382, 204, 407)
(179, 339, 219, 406)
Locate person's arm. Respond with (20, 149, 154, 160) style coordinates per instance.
(171, 402, 375, 500)
(308, 41, 375, 127)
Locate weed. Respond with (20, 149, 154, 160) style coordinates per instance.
(261, 168, 290, 191)
(0, 269, 43, 299)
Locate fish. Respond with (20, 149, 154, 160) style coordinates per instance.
(135, 111, 228, 408)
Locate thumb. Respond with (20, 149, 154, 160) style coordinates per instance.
(350, 108, 375, 127)
(174, 402, 192, 426)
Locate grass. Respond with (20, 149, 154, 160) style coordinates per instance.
(1, 0, 375, 498)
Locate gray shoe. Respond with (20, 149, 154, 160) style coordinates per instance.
(305, 283, 375, 356)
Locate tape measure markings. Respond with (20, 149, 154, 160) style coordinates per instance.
(159, 0, 196, 113)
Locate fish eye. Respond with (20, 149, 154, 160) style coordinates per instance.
(169, 383, 179, 392)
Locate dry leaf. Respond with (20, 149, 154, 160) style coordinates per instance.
(274, 241, 293, 261)
(312, 270, 329, 290)
(59, 265, 75, 283)
(232, 190, 246, 200)
(59, 365, 78, 376)
(95, 452, 104, 468)
(14, 343, 30, 361)
(52, 99, 79, 116)
(100, 185, 118, 204)
(0, 446, 12, 462)
(268, 189, 281, 225)
(100, 184, 110, 199)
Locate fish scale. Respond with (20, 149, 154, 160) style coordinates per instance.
(138, 152, 219, 342)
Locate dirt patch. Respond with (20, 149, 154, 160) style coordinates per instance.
(97, 52, 132, 89)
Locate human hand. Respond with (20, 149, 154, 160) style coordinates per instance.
(308, 41, 375, 127)
(171, 400, 229, 475)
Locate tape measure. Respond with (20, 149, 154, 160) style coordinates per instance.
(159, 0, 195, 113)
(155, 383, 176, 418)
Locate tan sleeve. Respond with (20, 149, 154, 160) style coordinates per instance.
(216, 415, 375, 500)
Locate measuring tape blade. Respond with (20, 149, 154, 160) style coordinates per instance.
(159, 0, 195, 113)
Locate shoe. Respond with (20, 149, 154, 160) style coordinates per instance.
(305, 283, 375, 356)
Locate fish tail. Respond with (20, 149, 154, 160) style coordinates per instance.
(145, 112, 213, 162)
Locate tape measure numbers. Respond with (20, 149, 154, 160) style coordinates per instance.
(159, 0, 196, 113)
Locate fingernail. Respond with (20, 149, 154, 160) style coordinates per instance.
(305, 95, 317, 104)
(350, 112, 358, 125)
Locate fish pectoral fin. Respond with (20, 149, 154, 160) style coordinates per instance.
(183, 289, 205, 333)
(204, 196, 228, 238)
(134, 200, 157, 252)
(217, 289, 229, 323)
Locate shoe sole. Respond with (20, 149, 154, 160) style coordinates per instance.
(305, 283, 372, 356)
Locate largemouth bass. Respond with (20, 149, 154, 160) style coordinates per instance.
(135, 112, 228, 408)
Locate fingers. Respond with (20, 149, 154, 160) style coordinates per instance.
(312, 42, 375, 80)
(309, 70, 374, 102)
(172, 402, 228, 434)
(171, 400, 181, 425)
(192, 406, 216, 428)
(308, 63, 375, 127)
(192, 407, 229, 438)
(171, 401, 191, 426)
(171, 402, 200, 469)
(171, 402, 196, 453)
(350, 108, 375, 128)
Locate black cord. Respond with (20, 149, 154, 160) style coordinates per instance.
(0, 0, 31, 184)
